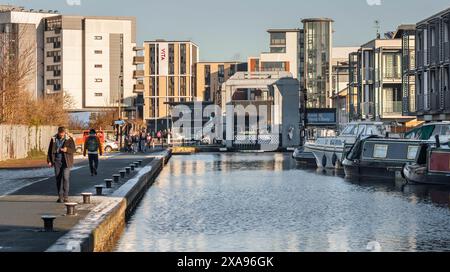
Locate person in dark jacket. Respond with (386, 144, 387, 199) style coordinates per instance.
(47, 127, 76, 203)
(83, 129, 103, 176)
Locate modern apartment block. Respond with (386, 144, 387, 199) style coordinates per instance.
(196, 61, 247, 104)
(259, 29, 303, 80)
(352, 25, 416, 124)
(143, 40, 199, 130)
(415, 8, 450, 121)
(302, 18, 334, 108)
(0, 5, 59, 99)
(43, 15, 139, 119)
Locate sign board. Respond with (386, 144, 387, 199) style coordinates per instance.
(158, 42, 168, 76)
(114, 120, 126, 126)
(306, 108, 337, 126)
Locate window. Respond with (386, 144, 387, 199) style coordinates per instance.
(94, 50, 103, 54)
(95, 64, 103, 68)
(95, 78, 103, 83)
(270, 32, 286, 45)
(95, 93, 103, 97)
(407, 146, 419, 160)
(94, 36, 103, 40)
(270, 47, 286, 53)
(373, 144, 388, 159)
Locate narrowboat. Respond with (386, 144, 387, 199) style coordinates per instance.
(305, 122, 386, 169)
(402, 141, 450, 185)
(342, 136, 423, 179)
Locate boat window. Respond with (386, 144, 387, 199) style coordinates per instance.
(407, 146, 420, 160)
(417, 125, 435, 140)
(341, 125, 356, 135)
(357, 125, 366, 136)
(441, 125, 450, 136)
(373, 144, 388, 158)
(366, 125, 379, 136)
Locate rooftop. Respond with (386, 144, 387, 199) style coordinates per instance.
(417, 7, 450, 26)
(0, 5, 58, 14)
(267, 28, 301, 33)
(302, 18, 334, 23)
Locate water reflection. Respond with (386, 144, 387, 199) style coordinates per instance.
(116, 153, 450, 252)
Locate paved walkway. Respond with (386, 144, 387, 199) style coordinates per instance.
(0, 151, 164, 252)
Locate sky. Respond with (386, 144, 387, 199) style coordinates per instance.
(6, 0, 450, 61)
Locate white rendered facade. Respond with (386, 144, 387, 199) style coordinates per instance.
(44, 16, 138, 115)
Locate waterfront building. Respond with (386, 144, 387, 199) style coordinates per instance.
(0, 5, 59, 99)
(331, 47, 359, 125)
(143, 40, 199, 131)
(352, 25, 417, 126)
(196, 61, 247, 105)
(221, 71, 301, 150)
(415, 8, 450, 121)
(302, 18, 334, 108)
(43, 15, 140, 119)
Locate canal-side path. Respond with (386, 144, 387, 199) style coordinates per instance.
(0, 150, 171, 252)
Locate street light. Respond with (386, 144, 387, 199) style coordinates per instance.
(118, 75, 124, 150)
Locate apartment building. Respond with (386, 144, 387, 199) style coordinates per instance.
(354, 25, 416, 124)
(196, 61, 247, 104)
(143, 40, 199, 131)
(415, 8, 450, 121)
(0, 5, 59, 99)
(302, 18, 334, 108)
(43, 15, 139, 119)
(331, 47, 359, 124)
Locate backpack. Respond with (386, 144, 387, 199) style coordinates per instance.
(86, 136, 99, 152)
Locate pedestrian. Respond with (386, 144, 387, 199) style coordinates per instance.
(140, 130, 147, 153)
(146, 133, 152, 150)
(157, 130, 162, 145)
(83, 129, 103, 176)
(132, 133, 139, 153)
(47, 127, 76, 203)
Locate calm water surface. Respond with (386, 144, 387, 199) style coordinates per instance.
(116, 153, 450, 252)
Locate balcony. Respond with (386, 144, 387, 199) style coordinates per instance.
(53, 42, 61, 49)
(430, 46, 439, 66)
(133, 83, 144, 93)
(133, 46, 144, 51)
(361, 102, 375, 117)
(382, 101, 403, 116)
(444, 42, 450, 63)
(53, 70, 61, 77)
(133, 70, 144, 79)
(133, 56, 145, 65)
(362, 68, 374, 82)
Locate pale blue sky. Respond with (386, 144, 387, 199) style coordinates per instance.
(7, 0, 450, 61)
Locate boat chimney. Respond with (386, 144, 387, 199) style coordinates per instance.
(435, 135, 441, 148)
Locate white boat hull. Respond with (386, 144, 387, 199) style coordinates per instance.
(307, 145, 344, 169)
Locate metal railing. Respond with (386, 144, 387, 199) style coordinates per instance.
(430, 46, 439, 65)
(361, 102, 375, 117)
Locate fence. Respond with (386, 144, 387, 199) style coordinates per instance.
(0, 125, 57, 161)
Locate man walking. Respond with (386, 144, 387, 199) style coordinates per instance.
(83, 129, 103, 176)
(47, 127, 76, 203)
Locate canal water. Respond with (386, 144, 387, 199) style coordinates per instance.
(116, 153, 450, 252)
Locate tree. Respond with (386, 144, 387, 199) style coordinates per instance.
(0, 24, 71, 126)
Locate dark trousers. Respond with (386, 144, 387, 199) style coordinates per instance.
(88, 154, 99, 174)
(54, 157, 70, 200)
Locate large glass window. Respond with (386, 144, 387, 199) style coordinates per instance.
(270, 32, 286, 45)
(384, 53, 401, 79)
(270, 47, 286, 53)
(261, 62, 287, 72)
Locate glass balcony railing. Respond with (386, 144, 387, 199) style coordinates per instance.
(383, 101, 403, 114)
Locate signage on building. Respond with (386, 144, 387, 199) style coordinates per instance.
(159, 42, 169, 76)
(306, 108, 337, 126)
